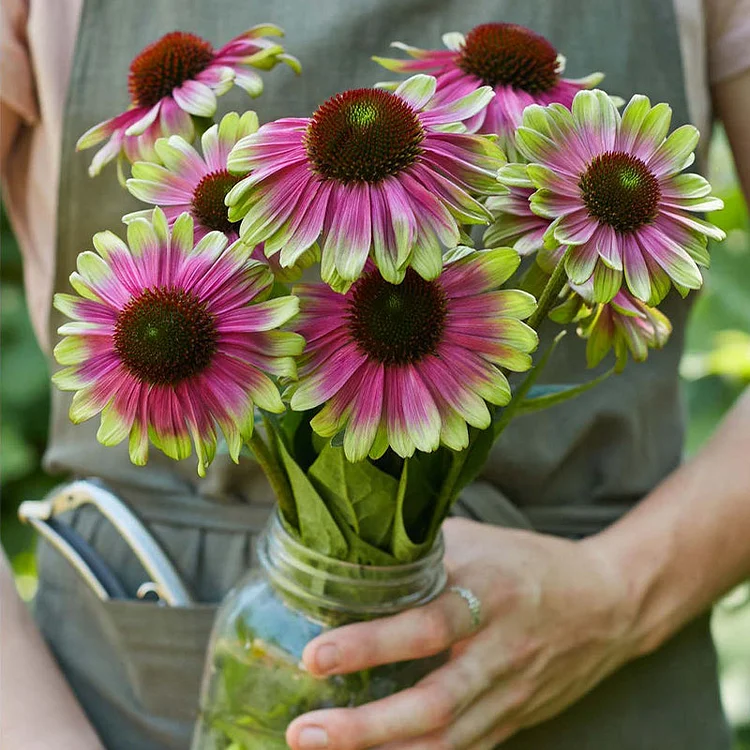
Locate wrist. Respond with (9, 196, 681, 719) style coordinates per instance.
(580, 523, 676, 659)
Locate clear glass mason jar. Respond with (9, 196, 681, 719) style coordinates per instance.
(191, 511, 448, 749)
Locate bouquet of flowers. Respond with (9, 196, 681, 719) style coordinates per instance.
(54, 20, 725, 749)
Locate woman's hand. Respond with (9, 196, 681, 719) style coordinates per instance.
(286, 517, 642, 750)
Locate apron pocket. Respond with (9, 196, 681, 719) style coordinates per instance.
(34, 535, 224, 749)
(100, 599, 217, 723)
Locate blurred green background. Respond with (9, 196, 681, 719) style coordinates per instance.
(1, 132, 749, 745)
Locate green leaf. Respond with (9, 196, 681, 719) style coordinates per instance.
(308, 444, 398, 550)
(335, 521, 400, 566)
(516, 370, 615, 416)
(391, 460, 437, 563)
(275, 436, 348, 559)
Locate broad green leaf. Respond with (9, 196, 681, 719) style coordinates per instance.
(275, 436, 348, 559)
(334, 520, 400, 566)
(308, 444, 398, 549)
(516, 370, 615, 416)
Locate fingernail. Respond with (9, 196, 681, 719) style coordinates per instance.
(298, 725, 329, 749)
(314, 643, 340, 673)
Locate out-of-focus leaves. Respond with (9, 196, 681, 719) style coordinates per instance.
(682, 331, 750, 382)
(1, 205, 59, 571)
(682, 129, 750, 456)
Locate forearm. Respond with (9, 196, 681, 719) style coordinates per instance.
(585, 387, 750, 656)
(0, 549, 104, 750)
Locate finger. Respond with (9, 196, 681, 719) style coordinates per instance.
(303, 587, 482, 676)
(374, 674, 523, 750)
(287, 648, 492, 750)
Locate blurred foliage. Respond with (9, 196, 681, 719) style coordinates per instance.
(682, 131, 750, 457)
(0, 207, 58, 584)
(0, 130, 748, 742)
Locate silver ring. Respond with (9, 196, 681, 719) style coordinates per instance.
(449, 585, 482, 632)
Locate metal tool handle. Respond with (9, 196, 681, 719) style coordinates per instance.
(19, 480, 193, 606)
(20, 514, 113, 601)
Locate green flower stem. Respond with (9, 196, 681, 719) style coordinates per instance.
(427, 449, 469, 542)
(247, 428, 298, 527)
(526, 247, 570, 331)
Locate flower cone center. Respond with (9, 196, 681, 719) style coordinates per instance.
(305, 89, 425, 183)
(579, 152, 661, 233)
(192, 170, 243, 234)
(128, 32, 214, 108)
(347, 269, 447, 365)
(458, 23, 559, 92)
(114, 287, 218, 384)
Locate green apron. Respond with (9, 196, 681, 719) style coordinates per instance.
(35, 0, 731, 747)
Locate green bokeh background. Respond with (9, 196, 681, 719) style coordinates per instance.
(1, 132, 748, 745)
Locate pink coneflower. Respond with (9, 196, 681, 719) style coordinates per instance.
(52, 209, 303, 476)
(505, 90, 725, 304)
(225, 75, 506, 288)
(76, 26, 300, 178)
(125, 112, 260, 242)
(124, 112, 314, 281)
(288, 248, 537, 461)
(374, 23, 603, 157)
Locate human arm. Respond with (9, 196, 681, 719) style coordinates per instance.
(0, 549, 104, 749)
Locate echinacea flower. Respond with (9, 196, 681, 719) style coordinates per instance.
(76, 26, 300, 179)
(126, 111, 260, 242)
(288, 247, 537, 461)
(507, 90, 726, 304)
(571, 282, 672, 371)
(52, 209, 303, 476)
(124, 112, 315, 281)
(374, 24, 603, 157)
(225, 75, 506, 289)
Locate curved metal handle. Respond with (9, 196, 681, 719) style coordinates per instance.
(19, 513, 111, 601)
(20, 480, 193, 606)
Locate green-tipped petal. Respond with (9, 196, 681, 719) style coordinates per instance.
(97, 401, 133, 446)
(249, 296, 300, 331)
(637, 102, 672, 150)
(469, 246, 521, 286)
(51, 366, 87, 390)
(171, 212, 195, 257)
(495, 289, 537, 319)
(126, 218, 160, 258)
(128, 419, 150, 466)
(76, 251, 114, 288)
(438, 406, 470, 452)
(593, 263, 622, 303)
(571, 89, 619, 138)
(247, 371, 285, 413)
(651, 124, 699, 173)
(394, 74, 437, 109)
(498, 163, 534, 188)
(69, 387, 107, 423)
(54, 293, 87, 320)
(496, 318, 539, 353)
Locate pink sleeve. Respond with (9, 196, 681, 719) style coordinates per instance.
(707, 0, 750, 83)
(0, 0, 38, 125)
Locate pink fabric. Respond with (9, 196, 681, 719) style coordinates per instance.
(2, 0, 750, 352)
(0, 0, 83, 351)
